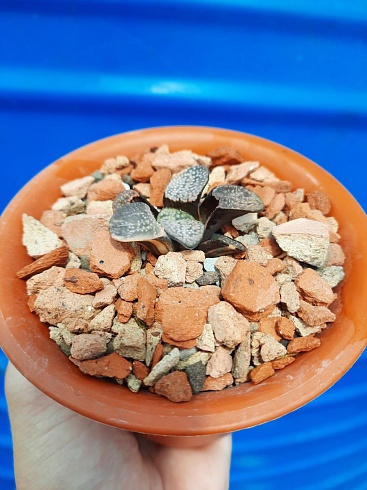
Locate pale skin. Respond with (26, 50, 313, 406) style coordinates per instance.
(5, 363, 232, 490)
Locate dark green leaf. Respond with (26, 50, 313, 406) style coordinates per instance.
(158, 208, 204, 249)
(200, 185, 264, 241)
(112, 190, 140, 211)
(113, 189, 159, 217)
(157, 208, 196, 224)
(163, 166, 209, 218)
(109, 202, 173, 253)
(198, 233, 246, 257)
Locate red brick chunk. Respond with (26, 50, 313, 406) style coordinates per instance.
(249, 362, 275, 384)
(154, 371, 193, 402)
(63, 268, 103, 294)
(222, 262, 280, 321)
(17, 245, 69, 280)
(70, 352, 132, 379)
(287, 335, 321, 354)
(156, 286, 220, 342)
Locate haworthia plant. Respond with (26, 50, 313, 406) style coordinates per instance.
(109, 166, 264, 257)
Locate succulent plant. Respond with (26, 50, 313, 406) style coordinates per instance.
(109, 165, 264, 256)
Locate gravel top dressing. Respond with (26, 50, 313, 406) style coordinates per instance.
(18, 144, 345, 403)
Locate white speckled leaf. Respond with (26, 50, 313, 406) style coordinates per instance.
(160, 215, 204, 249)
(164, 165, 209, 204)
(109, 202, 165, 241)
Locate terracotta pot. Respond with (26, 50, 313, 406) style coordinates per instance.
(1, 126, 366, 447)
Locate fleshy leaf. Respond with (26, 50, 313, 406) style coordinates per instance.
(200, 185, 264, 241)
(112, 189, 140, 211)
(163, 165, 209, 218)
(109, 201, 173, 254)
(113, 189, 158, 217)
(198, 233, 246, 257)
(157, 208, 196, 224)
(158, 208, 204, 249)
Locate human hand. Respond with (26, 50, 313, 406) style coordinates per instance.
(5, 362, 232, 490)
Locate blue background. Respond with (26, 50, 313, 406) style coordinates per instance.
(1, 1, 367, 488)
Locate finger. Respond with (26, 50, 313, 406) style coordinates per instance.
(147, 433, 232, 490)
(5, 361, 53, 414)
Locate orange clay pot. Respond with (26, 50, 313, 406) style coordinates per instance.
(1, 126, 367, 447)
